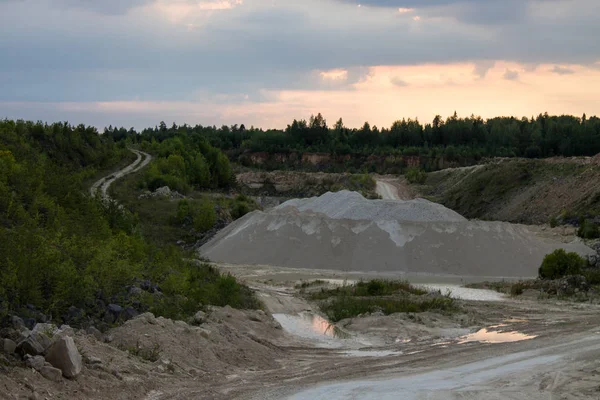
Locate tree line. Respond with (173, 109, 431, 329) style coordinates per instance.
(105, 112, 600, 163)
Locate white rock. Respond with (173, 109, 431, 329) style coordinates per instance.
(44, 336, 83, 378)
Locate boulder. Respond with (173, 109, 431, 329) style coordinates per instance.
(107, 304, 122, 316)
(86, 326, 103, 341)
(17, 336, 45, 356)
(121, 307, 139, 321)
(2, 338, 16, 354)
(55, 325, 75, 339)
(25, 355, 45, 371)
(9, 316, 26, 331)
(128, 286, 143, 296)
(44, 336, 82, 378)
(192, 311, 206, 325)
(40, 365, 63, 382)
(32, 323, 57, 337)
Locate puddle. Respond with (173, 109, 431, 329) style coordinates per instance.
(339, 350, 403, 357)
(458, 328, 537, 344)
(273, 312, 350, 343)
(417, 284, 505, 301)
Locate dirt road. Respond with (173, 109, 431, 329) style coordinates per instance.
(374, 176, 416, 200)
(376, 180, 401, 200)
(90, 148, 152, 200)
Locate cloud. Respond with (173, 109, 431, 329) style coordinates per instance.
(0, 0, 598, 124)
(551, 65, 575, 75)
(473, 61, 496, 79)
(390, 77, 409, 87)
(503, 69, 520, 80)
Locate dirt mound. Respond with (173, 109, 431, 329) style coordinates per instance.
(201, 192, 592, 278)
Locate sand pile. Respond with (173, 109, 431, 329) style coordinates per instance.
(201, 192, 592, 278)
(277, 191, 466, 222)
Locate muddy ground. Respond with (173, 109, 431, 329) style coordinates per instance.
(3, 264, 600, 400)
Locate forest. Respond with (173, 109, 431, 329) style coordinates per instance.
(105, 112, 600, 165)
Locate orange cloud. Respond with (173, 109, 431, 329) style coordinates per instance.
(38, 61, 600, 129)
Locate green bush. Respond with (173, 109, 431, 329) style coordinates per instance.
(230, 195, 253, 219)
(538, 249, 587, 280)
(578, 219, 600, 239)
(405, 167, 427, 184)
(175, 199, 217, 233)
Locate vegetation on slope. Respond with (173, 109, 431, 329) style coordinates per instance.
(301, 280, 456, 322)
(0, 119, 259, 330)
(423, 159, 600, 228)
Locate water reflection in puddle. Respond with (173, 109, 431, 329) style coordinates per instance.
(458, 328, 537, 344)
(417, 284, 505, 301)
(273, 312, 350, 342)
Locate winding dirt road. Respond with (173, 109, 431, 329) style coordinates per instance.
(90, 148, 152, 201)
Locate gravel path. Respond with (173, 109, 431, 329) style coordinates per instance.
(90, 148, 152, 201)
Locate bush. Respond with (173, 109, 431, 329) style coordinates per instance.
(538, 249, 587, 280)
(230, 194, 253, 220)
(175, 199, 217, 233)
(405, 167, 427, 184)
(578, 219, 600, 239)
(510, 282, 525, 296)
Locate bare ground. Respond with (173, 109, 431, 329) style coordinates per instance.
(4, 263, 600, 400)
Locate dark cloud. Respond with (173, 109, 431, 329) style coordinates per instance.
(0, 0, 597, 104)
(503, 69, 519, 81)
(56, 0, 152, 14)
(551, 65, 576, 75)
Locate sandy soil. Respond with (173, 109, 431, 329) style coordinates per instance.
(3, 264, 600, 400)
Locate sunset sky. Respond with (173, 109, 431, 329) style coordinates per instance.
(1, 0, 599, 129)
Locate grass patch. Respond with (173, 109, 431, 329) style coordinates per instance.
(308, 279, 427, 300)
(306, 280, 456, 322)
(320, 296, 457, 322)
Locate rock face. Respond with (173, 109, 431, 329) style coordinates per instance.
(44, 336, 83, 378)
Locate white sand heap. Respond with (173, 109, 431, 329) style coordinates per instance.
(201, 191, 593, 278)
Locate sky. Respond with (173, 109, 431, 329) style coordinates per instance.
(1, 0, 599, 130)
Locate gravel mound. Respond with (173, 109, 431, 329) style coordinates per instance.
(277, 191, 466, 223)
(201, 192, 593, 278)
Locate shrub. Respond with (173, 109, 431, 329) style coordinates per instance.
(510, 282, 525, 296)
(175, 199, 217, 233)
(538, 249, 587, 280)
(578, 219, 600, 239)
(230, 194, 253, 220)
(549, 216, 558, 228)
(405, 167, 427, 184)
